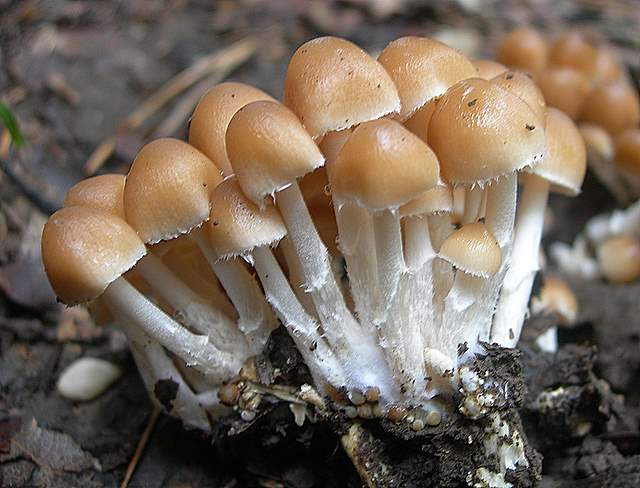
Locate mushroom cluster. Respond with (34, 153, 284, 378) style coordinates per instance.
(42, 35, 585, 451)
(495, 27, 640, 203)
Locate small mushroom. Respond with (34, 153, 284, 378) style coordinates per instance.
(580, 80, 640, 135)
(597, 235, 640, 284)
(472, 59, 508, 80)
(496, 27, 548, 76)
(536, 67, 591, 121)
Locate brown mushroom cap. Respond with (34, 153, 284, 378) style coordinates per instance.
(496, 27, 548, 76)
(428, 78, 545, 185)
(580, 80, 640, 135)
(42, 206, 146, 305)
(283, 36, 400, 139)
(63, 174, 126, 219)
(318, 129, 352, 177)
(377, 36, 476, 121)
(124, 138, 222, 244)
(400, 183, 453, 218)
(439, 222, 501, 277)
(331, 119, 440, 210)
(206, 178, 287, 258)
(536, 67, 591, 121)
(597, 235, 640, 284)
(527, 108, 586, 196)
(579, 123, 614, 161)
(473, 59, 508, 80)
(403, 99, 436, 143)
(188, 82, 275, 177)
(226, 100, 325, 204)
(491, 70, 546, 124)
(531, 276, 578, 326)
(548, 31, 598, 78)
(591, 47, 623, 85)
(614, 128, 640, 178)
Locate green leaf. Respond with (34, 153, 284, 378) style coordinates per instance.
(0, 102, 25, 148)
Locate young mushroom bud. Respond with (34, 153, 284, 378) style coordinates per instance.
(580, 81, 640, 135)
(496, 27, 548, 76)
(597, 235, 640, 284)
(548, 31, 598, 80)
(536, 67, 591, 121)
(492, 108, 586, 347)
(189, 82, 275, 177)
(530, 276, 578, 327)
(283, 36, 400, 139)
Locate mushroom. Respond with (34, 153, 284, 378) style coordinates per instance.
(548, 31, 598, 79)
(614, 128, 640, 194)
(42, 206, 238, 383)
(63, 174, 126, 219)
(189, 82, 275, 177)
(227, 100, 398, 401)
(536, 67, 590, 121)
(530, 276, 578, 327)
(377, 36, 476, 122)
(331, 119, 440, 397)
(283, 36, 400, 140)
(492, 108, 586, 347)
(438, 222, 501, 359)
(580, 80, 640, 135)
(496, 27, 548, 76)
(206, 177, 345, 392)
(472, 59, 508, 80)
(597, 235, 640, 283)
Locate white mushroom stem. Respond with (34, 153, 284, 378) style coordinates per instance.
(102, 277, 242, 382)
(135, 253, 250, 353)
(439, 271, 489, 360)
(124, 324, 211, 431)
(276, 181, 332, 291)
(251, 245, 345, 391)
(403, 216, 435, 271)
(372, 209, 406, 322)
(192, 230, 277, 351)
(491, 175, 549, 347)
(278, 236, 318, 317)
(428, 215, 455, 331)
(462, 187, 484, 223)
(334, 201, 378, 328)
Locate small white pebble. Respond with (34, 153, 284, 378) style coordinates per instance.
(57, 357, 121, 402)
(426, 411, 442, 426)
(241, 410, 256, 422)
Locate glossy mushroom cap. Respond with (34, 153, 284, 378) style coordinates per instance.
(548, 31, 597, 78)
(377, 36, 476, 121)
(63, 174, 126, 219)
(42, 206, 146, 305)
(439, 222, 501, 278)
(226, 100, 325, 204)
(536, 67, 590, 120)
(189, 82, 275, 176)
(597, 235, 640, 284)
(527, 108, 586, 196)
(496, 27, 548, 76)
(428, 78, 545, 185)
(283, 36, 400, 139)
(491, 70, 546, 124)
(473, 59, 508, 80)
(580, 81, 640, 135)
(124, 138, 222, 244)
(331, 119, 440, 211)
(206, 178, 287, 258)
(614, 128, 640, 178)
(400, 183, 453, 218)
(579, 123, 614, 161)
(403, 99, 436, 143)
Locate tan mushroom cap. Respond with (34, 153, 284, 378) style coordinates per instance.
(42, 206, 146, 305)
(400, 183, 453, 218)
(473, 59, 508, 80)
(226, 100, 325, 204)
(283, 36, 400, 139)
(526, 108, 586, 196)
(403, 99, 436, 143)
(439, 222, 501, 278)
(531, 276, 578, 326)
(536, 67, 590, 121)
(491, 70, 546, 124)
(580, 81, 640, 135)
(614, 128, 640, 177)
(377, 36, 476, 121)
(579, 123, 614, 161)
(188, 82, 275, 177)
(63, 174, 126, 219)
(591, 47, 623, 85)
(318, 129, 352, 177)
(331, 119, 440, 210)
(124, 138, 223, 244)
(548, 32, 597, 78)
(597, 235, 640, 284)
(428, 78, 545, 185)
(206, 178, 287, 258)
(496, 27, 548, 76)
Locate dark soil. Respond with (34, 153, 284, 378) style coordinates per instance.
(1, 1, 640, 486)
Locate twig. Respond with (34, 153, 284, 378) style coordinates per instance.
(83, 37, 257, 175)
(120, 407, 161, 488)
